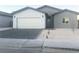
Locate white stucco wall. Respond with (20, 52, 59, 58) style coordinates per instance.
(13, 9, 46, 29)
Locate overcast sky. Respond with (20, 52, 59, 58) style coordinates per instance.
(0, 0, 79, 13)
(0, 5, 79, 13)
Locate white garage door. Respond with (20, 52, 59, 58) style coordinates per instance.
(17, 17, 45, 29)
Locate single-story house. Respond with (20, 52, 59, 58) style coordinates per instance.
(0, 11, 12, 27)
(12, 5, 79, 29)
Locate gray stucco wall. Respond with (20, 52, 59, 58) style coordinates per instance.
(54, 11, 78, 28)
(0, 15, 12, 27)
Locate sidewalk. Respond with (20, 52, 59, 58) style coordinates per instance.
(44, 39, 79, 50)
(0, 38, 79, 53)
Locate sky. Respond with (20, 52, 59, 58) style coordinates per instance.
(0, 5, 79, 13)
(0, 0, 79, 13)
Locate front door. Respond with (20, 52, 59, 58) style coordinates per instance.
(46, 15, 54, 29)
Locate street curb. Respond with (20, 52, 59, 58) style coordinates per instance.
(44, 46, 79, 51)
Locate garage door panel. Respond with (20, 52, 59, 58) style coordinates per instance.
(17, 17, 44, 29)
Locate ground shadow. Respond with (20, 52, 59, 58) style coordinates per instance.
(0, 29, 43, 39)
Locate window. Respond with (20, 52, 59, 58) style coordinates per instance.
(62, 17, 69, 24)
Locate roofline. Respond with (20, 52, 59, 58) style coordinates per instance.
(54, 9, 79, 15)
(0, 14, 12, 17)
(11, 7, 45, 15)
(37, 5, 62, 11)
(0, 11, 12, 17)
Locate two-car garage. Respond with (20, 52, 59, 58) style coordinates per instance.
(13, 7, 46, 29)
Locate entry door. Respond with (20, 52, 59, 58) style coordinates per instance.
(46, 18, 51, 28)
(46, 16, 54, 28)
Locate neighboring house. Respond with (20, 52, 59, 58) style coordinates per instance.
(0, 11, 12, 27)
(12, 5, 79, 29)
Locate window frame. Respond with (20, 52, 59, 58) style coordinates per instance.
(62, 17, 69, 24)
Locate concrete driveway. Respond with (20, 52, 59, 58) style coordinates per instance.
(0, 38, 79, 53)
(1, 29, 79, 39)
